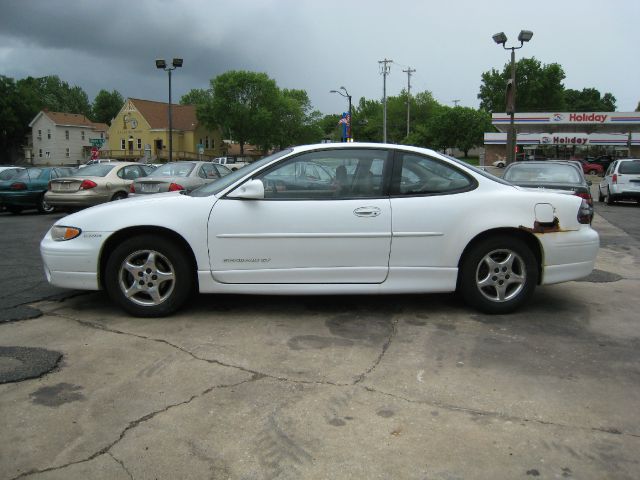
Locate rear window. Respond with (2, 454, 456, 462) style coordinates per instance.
(504, 163, 582, 184)
(73, 164, 115, 177)
(619, 161, 640, 174)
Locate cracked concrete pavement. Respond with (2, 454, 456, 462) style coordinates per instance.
(1, 213, 640, 479)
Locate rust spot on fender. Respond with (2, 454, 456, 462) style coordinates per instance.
(519, 217, 563, 234)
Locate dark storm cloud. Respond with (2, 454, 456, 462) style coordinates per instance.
(0, 0, 638, 113)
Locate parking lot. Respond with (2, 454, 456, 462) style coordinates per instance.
(1, 200, 640, 479)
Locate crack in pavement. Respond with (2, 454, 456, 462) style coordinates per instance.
(107, 452, 133, 480)
(55, 312, 352, 388)
(10, 374, 263, 480)
(353, 316, 399, 384)
(360, 385, 640, 440)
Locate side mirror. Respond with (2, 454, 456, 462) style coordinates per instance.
(227, 179, 264, 199)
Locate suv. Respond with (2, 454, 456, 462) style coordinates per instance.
(598, 159, 640, 204)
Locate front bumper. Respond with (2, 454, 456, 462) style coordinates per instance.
(40, 231, 107, 290)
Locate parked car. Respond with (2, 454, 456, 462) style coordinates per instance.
(516, 153, 547, 162)
(575, 159, 604, 176)
(212, 156, 251, 171)
(0, 166, 26, 211)
(502, 161, 594, 221)
(492, 158, 506, 168)
(130, 161, 232, 195)
(41, 143, 599, 317)
(598, 159, 640, 204)
(45, 162, 148, 209)
(0, 167, 76, 214)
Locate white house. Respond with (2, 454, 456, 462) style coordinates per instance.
(28, 110, 108, 165)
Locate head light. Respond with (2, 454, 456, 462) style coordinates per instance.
(51, 226, 82, 241)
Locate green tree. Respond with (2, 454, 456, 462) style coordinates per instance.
(564, 88, 616, 111)
(18, 75, 91, 116)
(198, 71, 280, 155)
(180, 88, 212, 106)
(272, 89, 323, 149)
(478, 57, 566, 112)
(91, 89, 124, 124)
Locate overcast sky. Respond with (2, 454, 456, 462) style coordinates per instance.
(1, 0, 638, 115)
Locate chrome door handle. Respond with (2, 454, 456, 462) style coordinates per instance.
(353, 206, 381, 217)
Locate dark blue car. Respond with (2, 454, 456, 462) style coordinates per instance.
(0, 166, 76, 214)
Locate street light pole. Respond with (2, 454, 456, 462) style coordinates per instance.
(330, 86, 353, 142)
(492, 30, 533, 165)
(155, 58, 183, 163)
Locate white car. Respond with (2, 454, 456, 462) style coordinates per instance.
(598, 159, 640, 204)
(41, 143, 599, 317)
(492, 159, 506, 168)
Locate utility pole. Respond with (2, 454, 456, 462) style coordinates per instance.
(378, 58, 392, 143)
(452, 99, 460, 107)
(403, 67, 416, 136)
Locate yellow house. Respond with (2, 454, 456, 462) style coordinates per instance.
(105, 98, 223, 161)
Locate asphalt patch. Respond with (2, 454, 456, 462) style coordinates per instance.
(0, 346, 62, 384)
(574, 269, 623, 283)
(0, 305, 42, 323)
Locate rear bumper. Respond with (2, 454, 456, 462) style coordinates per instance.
(539, 227, 599, 285)
(0, 191, 41, 207)
(44, 191, 111, 207)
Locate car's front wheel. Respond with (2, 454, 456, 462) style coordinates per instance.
(104, 235, 194, 317)
(459, 235, 538, 314)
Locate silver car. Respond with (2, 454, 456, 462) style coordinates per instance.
(130, 161, 231, 195)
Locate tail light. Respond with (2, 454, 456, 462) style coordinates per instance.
(612, 174, 618, 184)
(577, 199, 593, 224)
(10, 182, 27, 190)
(129, 183, 136, 193)
(80, 180, 97, 190)
(575, 191, 593, 206)
(168, 183, 184, 192)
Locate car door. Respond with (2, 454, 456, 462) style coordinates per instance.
(208, 148, 393, 284)
(388, 152, 477, 282)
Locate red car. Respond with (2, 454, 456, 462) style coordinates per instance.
(577, 159, 604, 176)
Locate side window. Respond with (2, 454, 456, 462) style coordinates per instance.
(256, 149, 389, 199)
(201, 164, 219, 179)
(121, 166, 141, 180)
(394, 154, 473, 195)
(605, 162, 616, 177)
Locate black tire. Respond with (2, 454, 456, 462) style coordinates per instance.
(104, 235, 194, 317)
(7, 205, 23, 214)
(459, 235, 538, 314)
(588, 169, 598, 176)
(598, 189, 605, 202)
(111, 191, 128, 201)
(37, 194, 55, 214)
(606, 188, 615, 205)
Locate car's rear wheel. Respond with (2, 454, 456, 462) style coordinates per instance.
(37, 194, 55, 213)
(104, 235, 194, 317)
(459, 235, 538, 314)
(111, 191, 128, 201)
(598, 188, 605, 202)
(588, 169, 598, 175)
(606, 188, 615, 205)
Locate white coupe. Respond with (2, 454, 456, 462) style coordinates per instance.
(41, 143, 599, 317)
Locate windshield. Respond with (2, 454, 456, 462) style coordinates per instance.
(190, 149, 292, 197)
(73, 164, 115, 177)
(151, 162, 196, 177)
(441, 154, 512, 185)
(15, 168, 43, 180)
